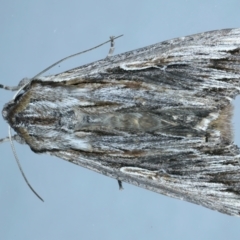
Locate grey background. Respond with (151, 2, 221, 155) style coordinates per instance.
(1, 0, 240, 239)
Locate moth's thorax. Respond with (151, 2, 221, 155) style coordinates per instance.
(1, 83, 89, 152)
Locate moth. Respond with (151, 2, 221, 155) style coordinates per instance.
(1, 29, 240, 216)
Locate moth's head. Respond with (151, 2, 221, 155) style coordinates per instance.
(2, 100, 15, 121)
(2, 92, 25, 123)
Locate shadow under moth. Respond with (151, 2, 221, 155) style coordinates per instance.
(1, 29, 240, 216)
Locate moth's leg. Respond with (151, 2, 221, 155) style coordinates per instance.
(0, 77, 30, 91)
(0, 136, 10, 144)
(106, 36, 115, 58)
(117, 180, 124, 190)
(0, 134, 26, 145)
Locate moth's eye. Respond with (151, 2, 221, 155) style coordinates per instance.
(2, 100, 14, 120)
(2, 109, 8, 118)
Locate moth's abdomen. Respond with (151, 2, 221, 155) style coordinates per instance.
(75, 112, 162, 132)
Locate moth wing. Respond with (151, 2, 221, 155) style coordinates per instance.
(41, 28, 240, 86)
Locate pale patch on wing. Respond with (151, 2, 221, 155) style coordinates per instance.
(120, 61, 160, 70)
(194, 112, 219, 131)
(120, 167, 159, 180)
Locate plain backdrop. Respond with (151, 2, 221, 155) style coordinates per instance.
(1, 1, 240, 240)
